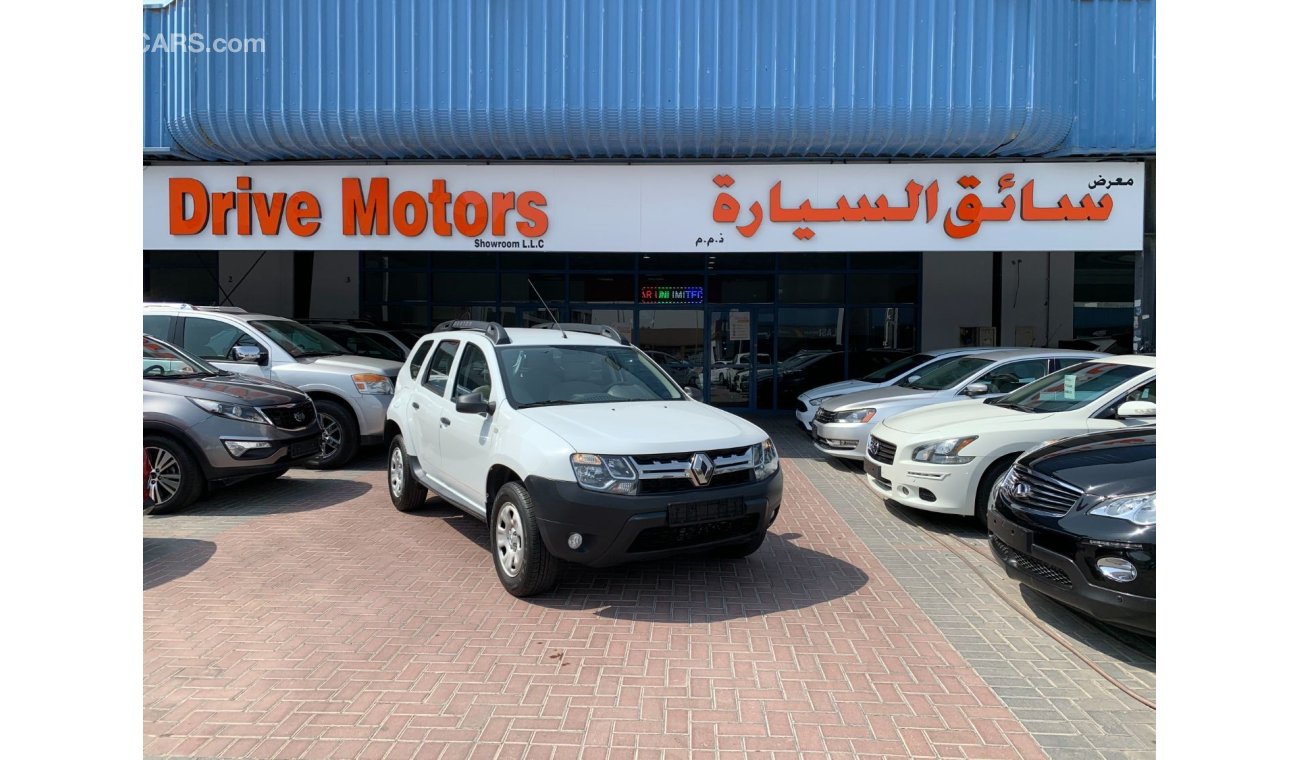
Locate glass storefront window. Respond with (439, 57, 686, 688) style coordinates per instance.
(570, 252, 637, 270)
(362, 252, 431, 269)
(640, 252, 708, 271)
(781, 252, 846, 270)
(432, 272, 497, 302)
(502, 273, 564, 301)
(705, 252, 775, 271)
(778, 274, 843, 304)
(849, 251, 920, 271)
(570, 274, 634, 302)
(847, 273, 919, 304)
(708, 276, 773, 303)
(501, 252, 562, 271)
(361, 302, 430, 328)
(571, 308, 634, 340)
(364, 270, 430, 302)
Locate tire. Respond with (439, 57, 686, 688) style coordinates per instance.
(387, 435, 428, 512)
(490, 482, 560, 598)
(712, 530, 767, 559)
(144, 435, 204, 515)
(306, 399, 359, 469)
(975, 458, 1015, 531)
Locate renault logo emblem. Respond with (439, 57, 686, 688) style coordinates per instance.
(1013, 482, 1033, 499)
(687, 453, 715, 487)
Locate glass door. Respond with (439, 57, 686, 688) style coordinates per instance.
(636, 309, 705, 395)
(707, 307, 775, 410)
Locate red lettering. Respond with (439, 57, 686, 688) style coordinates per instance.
(427, 179, 453, 236)
(342, 177, 390, 235)
(393, 191, 428, 237)
(210, 192, 235, 235)
(490, 192, 516, 236)
(516, 191, 549, 238)
(285, 192, 321, 236)
(168, 178, 208, 235)
(454, 191, 489, 237)
(251, 192, 287, 235)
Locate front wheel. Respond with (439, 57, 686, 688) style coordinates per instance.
(388, 435, 428, 512)
(490, 482, 560, 598)
(306, 399, 359, 469)
(144, 435, 204, 515)
(975, 460, 1014, 531)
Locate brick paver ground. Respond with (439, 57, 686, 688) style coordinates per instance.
(144, 419, 1155, 759)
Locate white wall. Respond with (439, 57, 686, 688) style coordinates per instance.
(999, 251, 1075, 347)
(310, 252, 360, 319)
(920, 251, 993, 350)
(217, 251, 294, 316)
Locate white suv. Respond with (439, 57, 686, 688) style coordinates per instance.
(143, 303, 403, 468)
(384, 321, 783, 597)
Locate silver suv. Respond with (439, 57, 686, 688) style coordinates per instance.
(143, 334, 323, 513)
(143, 304, 403, 468)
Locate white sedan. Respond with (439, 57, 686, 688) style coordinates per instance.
(863, 355, 1156, 526)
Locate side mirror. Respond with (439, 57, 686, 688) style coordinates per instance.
(962, 382, 991, 397)
(685, 386, 703, 401)
(455, 391, 495, 415)
(232, 345, 266, 365)
(1116, 400, 1156, 419)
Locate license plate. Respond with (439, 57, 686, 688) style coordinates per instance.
(864, 461, 883, 481)
(994, 513, 1033, 554)
(667, 498, 744, 526)
(289, 439, 320, 459)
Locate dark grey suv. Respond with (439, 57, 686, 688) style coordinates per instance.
(143, 334, 323, 513)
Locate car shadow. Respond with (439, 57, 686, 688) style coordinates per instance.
(410, 500, 869, 623)
(143, 537, 216, 590)
(148, 477, 372, 518)
(1017, 585, 1157, 668)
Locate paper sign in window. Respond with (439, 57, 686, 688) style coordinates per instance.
(1063, 375, 1077, 400)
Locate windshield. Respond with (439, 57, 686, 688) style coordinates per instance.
(897, 356, 994, 390)
(143, 335, 221, 378)
(248, 320, 349, 358)
(499, 345, 685, 408)
(860, 353, 937, 383)
(318, 327, 405, 361)
(994, 361, 1148, 413)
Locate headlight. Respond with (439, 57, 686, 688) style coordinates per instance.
(570, 453, 639, 495)
(188, 397, 270, 425)
(832, 408, 875, 424)
(809, 397, 826, 408)
(1089, 493, 1155, 526)
(912, 436, 979, 464)
(352, 373, 394, 395)
(751, 438, 780, 479)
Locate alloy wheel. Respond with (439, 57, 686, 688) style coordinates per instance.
(495, 503, 524, 578)
(318, 413, 341, 458)
(389, 446, 404, 496)
(145, 446, 183, 509)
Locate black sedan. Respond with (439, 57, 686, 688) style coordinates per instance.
(987, 427, 1155, 635)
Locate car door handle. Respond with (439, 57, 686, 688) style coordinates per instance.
(412, 402, 420, 410)
(440, 417, 451, 427)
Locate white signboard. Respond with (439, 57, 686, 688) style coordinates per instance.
(144, 162, 1144, 252)
(729, 311, 751, 341)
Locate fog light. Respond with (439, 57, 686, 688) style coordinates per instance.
(224, 440, 272, 458)
(1096, 557, 1137, 583)
(567, 533, 583, 550)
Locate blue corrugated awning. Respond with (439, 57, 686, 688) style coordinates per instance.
(143, 0, 1154, 162)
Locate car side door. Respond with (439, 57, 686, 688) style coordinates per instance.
(1088, 377, 1157, 432)
(437, 340, 499, 514)
(178, 315, 273, 378)
(958, 358, 1051, 399)
(411, 338, 460, 486)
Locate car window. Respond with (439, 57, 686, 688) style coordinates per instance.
(181, 317, 261, 361)
(995, 361, 1150, 413)
(900, 356, 994, 390)
(407, 339, 433, 380)
(248, 320, 348, 358)
(452, 344, 494, 399)
(1124, 379, 1156, 404)
(423, 340, 459, 396)
(973, 359, 1048, 394)
(860, 352, 935, 382)
(143, 335, 220, 378)
(499, 344, 684, 408)
(143, 314, 173, 341)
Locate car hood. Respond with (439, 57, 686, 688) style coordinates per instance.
(803, 379, 882, 400)
(143, 371, 308, 406)
(293, 355, 403, 376)
(820, 386, 933, 412)
(517, 401, 767, 455)
(880, 399, 1060, 436)
(1019, 428, 1156, 496)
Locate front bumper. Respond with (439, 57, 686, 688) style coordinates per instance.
(988, 496, 1155, 635)
(524, 471, 783, 568)
(864, 452, 978, 516)
(204, 430, 323, 481)
(812, 420, 875, 460)
(352, 393, 393, 440)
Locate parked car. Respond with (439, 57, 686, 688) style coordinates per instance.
(384, 321, 782, 597)
(813, 349, 1104, 462)
(143, 303, 403, 468)
(307, 322, 408, 361)
(988, 427, 1155, 635)
(794, 347, 1004, 432)
(643, 350, 694, 386)
(864, 355, 1155, 526)
(719, 352, 772, 390)
(302, 319, 421, 357)
(143, 334, 322, 513)
(748, 350, 852, 407)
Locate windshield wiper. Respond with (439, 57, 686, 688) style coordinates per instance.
(995, 400, 1036, 413)
(296, 351, 341, 358)
(515, 400, 586, 409)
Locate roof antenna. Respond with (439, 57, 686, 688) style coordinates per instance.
(528, 279, 566, 338)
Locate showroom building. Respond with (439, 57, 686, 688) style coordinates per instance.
(143, 0, 1155, 411)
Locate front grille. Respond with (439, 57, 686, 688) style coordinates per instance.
(814, 408, 836, 424)
(1000, 464, 1083, 515)
(630, 446, 755, 493)
(868, 436, 897, 465)
(991, 537, 1073, 588)
(260, 401, 317, 431)
(639, 470, 751, 494)
(628, 514, 760, 553)
(795, 400, 808, 413)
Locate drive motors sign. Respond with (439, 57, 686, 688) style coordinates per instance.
(143, 162, 1144, 252)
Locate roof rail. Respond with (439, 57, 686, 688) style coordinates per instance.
(143, 302, 193, 310)
(434, 320, 511, 345)
(537, 322, 629, 345)
(192, 306, 248, 314)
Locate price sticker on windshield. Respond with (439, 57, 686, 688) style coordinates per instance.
(1063, 374, 1077, 400)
